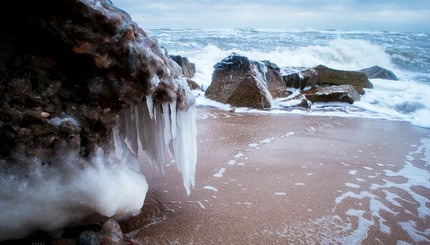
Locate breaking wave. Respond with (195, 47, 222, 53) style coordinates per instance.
(149, 28, 430, 128)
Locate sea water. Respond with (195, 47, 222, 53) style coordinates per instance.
(148, 28, 430, 128)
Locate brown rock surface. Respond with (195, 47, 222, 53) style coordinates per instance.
(0, 0, 187, 161)
(314, 65, 373, 94)
(260, 60, 287, 98)
(205, 54, 273, 108)
(170, 55, 196, 78)
(304, 85, 361, 104)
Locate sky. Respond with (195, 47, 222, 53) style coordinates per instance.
(111, 0, 430, 33)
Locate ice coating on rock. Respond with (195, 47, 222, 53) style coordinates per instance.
(0, 0, 197, 241)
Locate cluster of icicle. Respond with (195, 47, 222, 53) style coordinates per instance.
(112, 78, 197, 195)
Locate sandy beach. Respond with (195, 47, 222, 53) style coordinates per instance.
(118, 108, 430, 244)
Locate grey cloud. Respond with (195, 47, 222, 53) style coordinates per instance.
(111, 0, 430, 32)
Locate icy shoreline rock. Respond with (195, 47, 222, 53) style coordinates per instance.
(205, 53, 286, 108)
(0, 0, 196, 241)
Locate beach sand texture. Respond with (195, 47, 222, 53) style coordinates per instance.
(124, 109, 430, 244)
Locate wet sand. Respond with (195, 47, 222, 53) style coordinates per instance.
(124, 109, 430, 244)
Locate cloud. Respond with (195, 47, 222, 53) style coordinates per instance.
(111, 0, 430, 32)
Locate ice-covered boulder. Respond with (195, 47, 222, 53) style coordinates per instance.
(360, 65, 399, 80)
(0, 0, 197, 241)
(304, 85, 361, 104)
(314, 65, 373, 94)
(205, 53, 286, 109)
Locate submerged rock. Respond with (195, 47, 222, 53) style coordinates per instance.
(0, 0, 197, 241)
(360, 65, 399, 80)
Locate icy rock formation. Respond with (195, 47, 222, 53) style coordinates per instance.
(0, 0, 196, 241)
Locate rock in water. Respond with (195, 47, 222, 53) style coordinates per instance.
(260, 60, 288, 98)
(304, 85, 361, 104)
(360, 65, 399, 80)
(170, 55, 196, 78)
(205, 53, 286, 109)
(0, 0, 197, 241)
(282, 67, 318, 90)
(314, 65, 373, 94)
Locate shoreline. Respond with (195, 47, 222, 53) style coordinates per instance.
(126, 108, 430, 244)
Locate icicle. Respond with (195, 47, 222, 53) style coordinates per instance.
(162, 103, 172, 145)
(125, 105, 138, 156)
(154, 105, 169, 170)
(169, 101, 177, 139)
(136, 102, 169, 171)
(145, 95, 154, 119)
(112, 125, 123, 159)
(172, 104, 197, 195)
(121, 78, 197, 195)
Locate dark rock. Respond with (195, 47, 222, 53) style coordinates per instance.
(213, 53, 252, 70)
(304, 85, 361, 104)
(205, 54, 272, 108)
(282, 67, 318, 90)
(170, 55, 196, 78)
(283, 72, 302, 89)
(78, 231, 100, 245)
(52, 238, 76, 245)
(314, 65, 372, 94)
(0, 0, 188, 160)
(360, 65, 399, 80)
(260, 60, 287, 98)
(301, 68, 318, 89)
